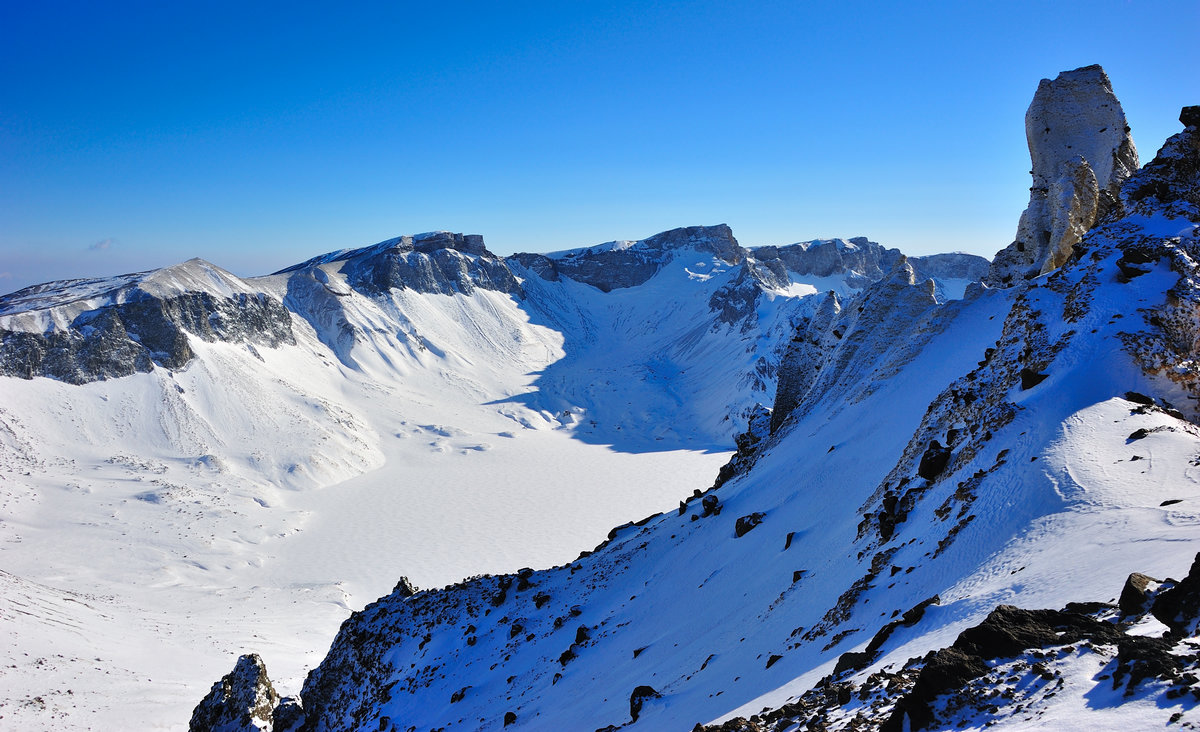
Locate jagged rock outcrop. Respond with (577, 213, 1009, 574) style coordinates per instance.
(1112, 108, 1200, 417)
(699, 556, 1200, 732)
(987, 65, 1139, 286)
(756, 238, 988, 291)
(189, 654, 282, 732)
(768, 258, 957, 433)
(0, 260, 294, 384)
(280, 231, 523, 297)
(770, 291, 842, 432)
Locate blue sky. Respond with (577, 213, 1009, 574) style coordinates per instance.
(1, 0, 1197, 292)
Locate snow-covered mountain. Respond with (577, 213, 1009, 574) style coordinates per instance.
(178, 68, 1200, 732)
(0, 180, 984, 726)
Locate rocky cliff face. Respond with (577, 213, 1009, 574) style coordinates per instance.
(0, 260, 294, 384)
(0, 227, 988, 388)
(987, 65, 1139, 286)
(768, 258, 965, 434)
(280, 231, 523, 298)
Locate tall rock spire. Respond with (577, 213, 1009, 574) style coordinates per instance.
(986, 65, 1139, 286)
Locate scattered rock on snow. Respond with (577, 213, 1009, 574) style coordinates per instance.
(629, 685, 662, 722)
(734, 512, 765, 537)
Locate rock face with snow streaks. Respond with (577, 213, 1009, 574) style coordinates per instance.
(280, 231, 524, 297)
(0, 260, 294, 384)
(987, 65, 1139, 286)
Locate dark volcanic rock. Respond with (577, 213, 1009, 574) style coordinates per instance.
(392, 576, 418, 598)
(734, 512, 765, 538)
(916, 440, 952, 481)
(629, 685, 662, 722)
(189, 653, 281, 732)
(1152, 552, 1200, 635)
(886, 604, 1125, 730)
(1119, 572, 1158, 615)
(332, 232, 523, 297)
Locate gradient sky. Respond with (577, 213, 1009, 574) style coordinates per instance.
(2, 0, 1197, 293)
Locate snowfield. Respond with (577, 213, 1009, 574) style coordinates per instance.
(0, 239, 878, 730)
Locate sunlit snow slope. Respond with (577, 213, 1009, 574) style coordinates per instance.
(0, 225, 980, 729)
(241, 99, 1200, 731)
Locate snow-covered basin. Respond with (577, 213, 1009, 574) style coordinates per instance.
(0, 293, 729, 730)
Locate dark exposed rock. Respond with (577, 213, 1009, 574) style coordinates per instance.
(1113, 635, 1180, 693)
(504, 710, 517, 726)
(701, 495, 721, 517)
(1019, 367, 1049, 390)
(713, 404, 772, 489)
(189, 653, 281, 732)
(734, 512, 765, 538)
(916, 441, 952, 481)
(545, 225, 743, 293)
(629, 685, 662, 722)
(835, 595, 940, 676)
(1123, 105, 1200, 213)
(1119, 572, 1158, 615)
(506, 251, 560, 281)
(325, 232, 523, 297)
(392, 577, 418, 598)
(886, 604, 1127, 730)
(885, 647, 989, 731)
(1152, 552, 1200, 635)
(1183, 106, 1200, 129)
(271, 697, 305, 732)
(0, 286, 294, 385)
(708, 268, 764, 327)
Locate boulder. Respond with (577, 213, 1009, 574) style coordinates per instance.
(734, 512, 765, 537)
(629, 685, 662, 722)
(916, 441, 952, 481)
(1119, 572, 1158, 615)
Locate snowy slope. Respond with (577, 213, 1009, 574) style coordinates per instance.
(0, 218, 982, 729)
(237, 103, 1200, 731)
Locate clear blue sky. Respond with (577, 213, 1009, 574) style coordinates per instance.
(2, 0, 1197, 293)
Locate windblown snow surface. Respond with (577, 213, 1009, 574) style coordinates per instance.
(0, 240, 893, 730)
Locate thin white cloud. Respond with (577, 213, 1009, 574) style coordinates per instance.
(88, 237, 115, 251)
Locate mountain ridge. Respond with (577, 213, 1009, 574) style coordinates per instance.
(183, 73, 1200, 731)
